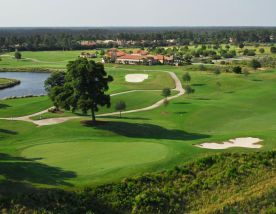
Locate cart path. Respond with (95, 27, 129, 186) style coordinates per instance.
(0, 71, 184, 126)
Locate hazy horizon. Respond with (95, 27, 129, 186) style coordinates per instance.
(0, 0, 276, 27)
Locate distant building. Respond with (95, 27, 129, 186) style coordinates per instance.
(229, 37, 234, 43)
(103, 48, 174, 65)
(116, 54, 146, 65)
(80, 52, 97, 58)
(154, 55, 174, 64)
(79, 41, 97, 47)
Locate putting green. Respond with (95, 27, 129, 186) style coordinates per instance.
(21, 141, 168, 185)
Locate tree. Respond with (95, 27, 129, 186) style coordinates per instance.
(259, 48, 265, 54)
(162, 88, 171, 98)
(46, 58, 113, 122)
(271, 47, 276, 54)
(184, 85, 195, 95)
(239, 43, 245, 49)
(233, 66, 242, 74)
(115, 101, 126, 118)
(45, 71, 66, 110)
(182, 72, 191, 84)
(100, 49, 105, 56)
(14, 50, 22, 60)
(250, 59, 261, 70)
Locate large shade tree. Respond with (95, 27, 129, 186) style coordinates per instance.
(45, 58, 113, 122)
(45, 71, 66, 110)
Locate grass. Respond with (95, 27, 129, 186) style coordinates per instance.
(0, 96, 52, 117)
(0, 50, 102, 70)
(31, 90, 173, 120)
(0, 78, 13, 85)
(21, 141, 168, 186)
(107, 69, 175, 93)
(1, 45, 274, 72)
(0, 78, 20, 89)
(1, 64, 276, 193)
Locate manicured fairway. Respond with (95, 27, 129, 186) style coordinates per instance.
(21, 141, 168, 186)
(107, 69, 175, 92)
(31, 90, 171, 120)
(0, 96, 52, 117)
(0, 51, 102, 70)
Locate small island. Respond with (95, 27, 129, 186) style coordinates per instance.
(0, 78, 20, 90)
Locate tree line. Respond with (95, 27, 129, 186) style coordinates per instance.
(0, 27, 275, 51)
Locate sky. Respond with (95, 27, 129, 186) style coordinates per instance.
(0, 0, 275, 27)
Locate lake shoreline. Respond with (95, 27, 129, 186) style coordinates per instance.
(0, 68, 64, 73)
(0, 72, 50, 99)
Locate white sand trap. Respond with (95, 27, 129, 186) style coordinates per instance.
(125, 74, 149, 83)
(196, 137, 263, 150)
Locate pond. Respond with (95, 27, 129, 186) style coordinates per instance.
(0, 72, 50, 99)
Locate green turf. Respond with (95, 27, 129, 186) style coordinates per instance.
(0, 96, 52, 117)
(0, 78, 20, 89)
(1, 66, 276, 192)
(31, 90, 175, 120)
(21, 141, 168, 186)
(107, 69, 175, 93)
(0, 78, 12, 85)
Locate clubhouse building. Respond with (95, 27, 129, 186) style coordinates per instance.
(103, 49, 174, 65)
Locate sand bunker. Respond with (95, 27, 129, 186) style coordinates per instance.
(125, 74, 149, 83)
(196, 137, 263, 150)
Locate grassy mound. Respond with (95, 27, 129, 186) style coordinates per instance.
(0, 78, 20, 90)
(1, 151, 276, 213)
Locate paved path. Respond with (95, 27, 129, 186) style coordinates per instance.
(0, 71, 184, 126)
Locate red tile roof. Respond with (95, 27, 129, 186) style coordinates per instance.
(117, 54, 145, 60)
(107, 50, 126, 57)
(154, 55, 165, 60)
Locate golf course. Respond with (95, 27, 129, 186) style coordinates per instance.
(1, 50, 276, 191)
(1, 42, 276, 212)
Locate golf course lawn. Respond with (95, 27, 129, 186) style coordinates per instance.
(0, 78, 20, 89)
(0, 51, 102, 70)
(0, 78, 13, 85)
(21, 141, 169, 186)
(107, 69, 175, 92)
(1, 67, 276, 192)
(0, 96, 52, 117)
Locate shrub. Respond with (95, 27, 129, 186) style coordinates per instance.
(184, 85, 195, 95)
(271, 47, 276, 54)
(259, 48, 265, 54)
(232, 66, 242, 74)
(249, 59, 262, 70)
